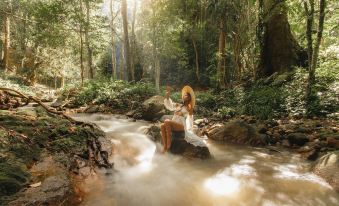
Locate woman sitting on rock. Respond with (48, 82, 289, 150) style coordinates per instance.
(160, 85, 206, 153)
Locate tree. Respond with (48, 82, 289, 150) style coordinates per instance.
(109, 0, 117, 79)
(217, 17, 226, 88)
(121, 0, 131, 81)
(2, 0, 12, 72)
(130, 0, 137, 82)
(306, 0, 326, 100)
(79, 0, 85, 86)
(84, 0, 94, 79)
(257, 0, 307, 77)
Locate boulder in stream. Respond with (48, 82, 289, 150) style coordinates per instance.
(206, 120, 266, 146)
(312, 151, 339, 192)
(145, 125, 211, 159)
(140, 95, 166, 121)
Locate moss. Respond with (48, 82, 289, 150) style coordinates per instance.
(0, 161, 30, 197)
(50, 137, 86, 154)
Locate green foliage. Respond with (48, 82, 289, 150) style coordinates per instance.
(242, 86, 286, 119)
(71, 80, 157, 106)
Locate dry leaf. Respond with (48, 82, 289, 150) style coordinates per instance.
(30, 182, 41, 188)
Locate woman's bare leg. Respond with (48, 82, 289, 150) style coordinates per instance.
(164, 120, 184, 150)
(160, 123, 167, 153)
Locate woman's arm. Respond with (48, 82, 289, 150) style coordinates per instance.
(164, 86, 178, 111)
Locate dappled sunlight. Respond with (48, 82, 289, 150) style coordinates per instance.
(273, 164, 333, 189)
(204, 159, 259, 197)
(204, 173, 240, 196)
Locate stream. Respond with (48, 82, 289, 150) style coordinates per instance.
(71, 113, 339, 206)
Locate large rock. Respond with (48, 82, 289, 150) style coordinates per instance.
(312, 151, 339, 192)
(206, 120, 266, 146)
(9, 156, 75, 206)
(145, 125, 211, 159)
(9, 173, 74, 206)
(287, 133, 309, 147)
(141, 95, 166, 121)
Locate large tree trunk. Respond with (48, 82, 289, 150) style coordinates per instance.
(306, 0, 326, 99)
(130, 0, 137, 81)
(110, 0, 117, 79)
(79, 0, 84, 86)
(304, 0, 314, 71)
(3, 14, 10, 72)
(192, 38, 200, 83)
(121, 0, 131, 81)
(217, 19, 226, 88)
(85, 0, 94, 79)
(257, 0, 307, 77)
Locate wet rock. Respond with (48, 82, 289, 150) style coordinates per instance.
(170, 132, 210, 159)
(207, 120, 266, 146)
(9, 173, 74, 206)
(141, 95, 166, 121)
(145, 125, 210, 159)
(327, 137, 339, 149)
(257, 124, 268, 134)
(281, 139, 290, 147)
(312, 151, 339, 192)
(84, 105, 100, 113)
(9, 155, 75, 206)
(287, 133, 309, 147)
(306, 148, 321, 161)
(145, 125, 162, 142)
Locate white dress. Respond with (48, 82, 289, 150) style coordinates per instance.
(163, 98, 207, 147)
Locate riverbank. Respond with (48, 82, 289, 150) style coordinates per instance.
(0, 106, 113, 205)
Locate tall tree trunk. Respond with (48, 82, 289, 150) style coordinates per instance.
(192, 38, 200, 83)
(3, 14, 10, 72)
(120, 43, 125, 80)
(155, 57, 160, 93)
(121, 0, 131, 81)
(79, 0, 84, 86)
(130, 0, 137, 81)
(257, 0, 307, 77)
(306, 0, 326, 99)
(304, 0, 315, 71)
(217, 19, 226, 88)
(85, 0, 94, 79)
(110, 0, 117, 79)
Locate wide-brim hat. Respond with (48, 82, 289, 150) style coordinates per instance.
(182, 85, 196, 108)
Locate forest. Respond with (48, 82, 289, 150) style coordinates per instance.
(0, 0, 338, 205)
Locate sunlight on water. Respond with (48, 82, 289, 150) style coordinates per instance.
(204, 174, 240, 196)
(71, 114, 339, 206)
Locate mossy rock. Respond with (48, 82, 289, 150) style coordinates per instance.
(0, 161, 30, 200)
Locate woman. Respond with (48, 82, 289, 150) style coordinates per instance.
(160, 85, 206, 153)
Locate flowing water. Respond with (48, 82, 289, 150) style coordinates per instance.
(72, 113, 339, 206)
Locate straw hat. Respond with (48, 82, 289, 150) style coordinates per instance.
(182, 85, 196, 108)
